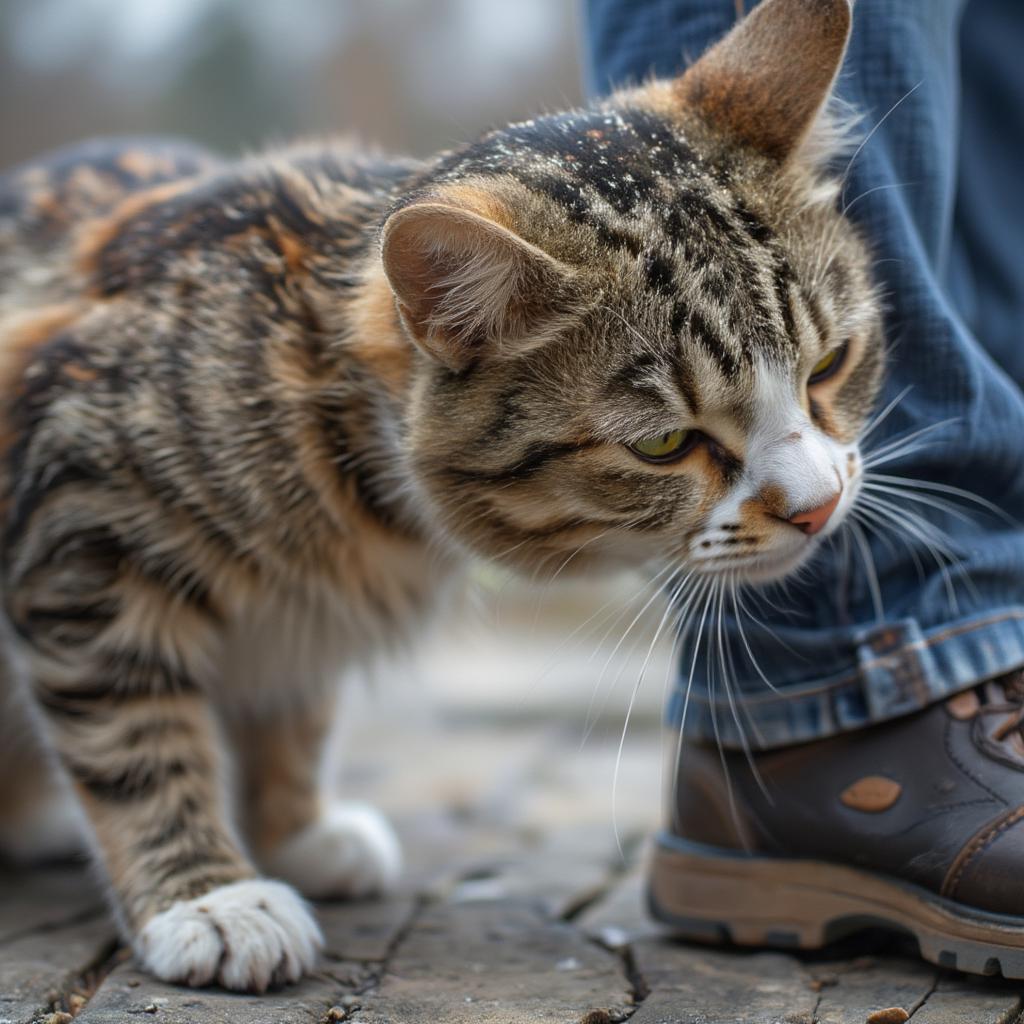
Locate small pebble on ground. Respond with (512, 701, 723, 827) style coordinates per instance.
(866, 1008, 910, 1024)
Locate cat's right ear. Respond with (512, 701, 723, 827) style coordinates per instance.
(380, 200, 576, 371)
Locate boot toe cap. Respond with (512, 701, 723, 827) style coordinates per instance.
(947, 809, 1024, 916)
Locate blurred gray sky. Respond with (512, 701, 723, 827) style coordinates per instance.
(0, 0, 583, 167)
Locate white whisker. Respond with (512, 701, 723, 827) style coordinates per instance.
(862, 417, 960, 467)
(853, 503, 926, 582)
(864, 473, 1017, 526)
(842, 180, 915, 218)
(839, 81, 923, 207)
(716, 575, 771, 805)
(849, 520, 884, 621)
(858, 384, 913, 445)
(534, 562, 667, 693)
(669, 577, 716, 834)
(731, 584, 782, 695)
(611, 565, 694, 859)
(862, 481, 975, 527)
(528, 514, 651, 638)
(857, 492, 974, 612)
(581, 562, 680, 740)
(706, 580, 741, 845)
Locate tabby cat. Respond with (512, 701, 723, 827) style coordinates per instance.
(0, 0, 879, 992)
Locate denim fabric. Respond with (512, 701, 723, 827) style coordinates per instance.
(584, 0, 1024, 747)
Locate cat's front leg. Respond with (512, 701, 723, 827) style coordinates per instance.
(7, 546, 321, 991)
(229, 693, 401, 899)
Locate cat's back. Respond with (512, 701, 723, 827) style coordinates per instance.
(0, 137, 220, 316)
(0, 135, 427, 581)
(0, 136, 419, 318)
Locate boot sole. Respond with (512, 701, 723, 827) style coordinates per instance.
(649, 832, 1024, 979)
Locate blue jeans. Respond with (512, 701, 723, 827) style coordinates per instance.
(585, 0, 1024, 748)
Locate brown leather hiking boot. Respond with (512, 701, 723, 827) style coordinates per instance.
(649, 672, 1024, 978)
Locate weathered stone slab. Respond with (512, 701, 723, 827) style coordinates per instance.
(393, 807, 528, 894)
(578, 864, 662, 948)
(0, 867, 117, 1024)
(353, 900, 634, 1024)
(317, 894, 419, 963)
(0, 919, 118, 1024)
(507, 725, 662, 839)
(8, 718, 1024, 1023)
(73, 962, 372, 1024)
(627, 941, 817, 1024)
(912, 971, 1022, 1024)
(448, 822, 637, 920)
(810, 956, 936, 1024)
(69, 894, 412, 1023)
(343, 722, 556, 829)
(0, 866, 106, 944)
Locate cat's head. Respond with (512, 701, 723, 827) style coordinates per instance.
(382, 0, 882, 583)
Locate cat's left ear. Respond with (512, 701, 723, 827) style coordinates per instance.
(380, 200, 577, 371)
(676, 0, 852, 163)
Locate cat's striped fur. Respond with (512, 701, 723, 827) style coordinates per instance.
(0, 0, 879, 991)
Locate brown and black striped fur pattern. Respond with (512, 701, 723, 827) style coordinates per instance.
(0, 0, 880, 992)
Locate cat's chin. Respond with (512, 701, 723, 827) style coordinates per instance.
(694, 544, 818, 585)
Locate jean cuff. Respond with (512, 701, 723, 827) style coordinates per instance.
(668, 607, 1024, 748)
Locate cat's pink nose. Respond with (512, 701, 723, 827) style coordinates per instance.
(788, 490, 841, 536)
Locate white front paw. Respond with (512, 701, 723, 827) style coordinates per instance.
(266, 803, 402, 899)
(136, 879, 321, 991)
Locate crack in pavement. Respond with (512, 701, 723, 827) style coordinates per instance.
(811, 990, 823, 1023)
(318, 893, 432, 1022)
(614, 941, 651, 1021)
(905, 971, 939, 1019)
(560, 830, 645, 925)
(44, 936, 125, 1021)
(557, 832, 650, 1022)
(319, 844, 649, 1023)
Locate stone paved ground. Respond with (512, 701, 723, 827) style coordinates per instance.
(3, 579, 1023, 1023)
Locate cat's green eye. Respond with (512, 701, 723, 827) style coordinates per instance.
(808, 342, 848, 384)
(629, 429, 693, 463)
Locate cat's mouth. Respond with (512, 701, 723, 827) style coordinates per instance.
(689, 468, 861, 584)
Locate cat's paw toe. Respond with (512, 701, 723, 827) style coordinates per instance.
(136, 879, 321, 991)
(267, 803, 402, 899)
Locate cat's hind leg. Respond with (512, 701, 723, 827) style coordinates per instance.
(230, 694, 402, 900)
